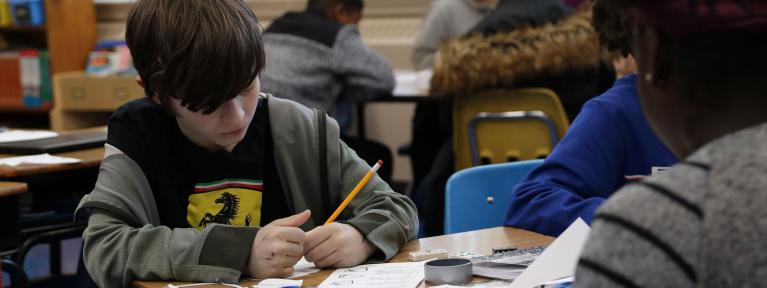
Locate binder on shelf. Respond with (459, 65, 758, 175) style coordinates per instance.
(0, 51, 22, 107)
(0, 49, 51, 109)
(20, 49, 40, 107)
(8, 0, 44, 26)
(0, 0, 12, 27)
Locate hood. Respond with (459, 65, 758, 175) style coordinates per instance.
(431, 8, 611, 96)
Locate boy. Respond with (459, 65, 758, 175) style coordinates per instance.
(260, 0, 394, 134)
(75, 1, 418, 287)
(260, 0, 395, 183)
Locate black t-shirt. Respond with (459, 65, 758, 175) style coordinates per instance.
(107, 97, 289, 229)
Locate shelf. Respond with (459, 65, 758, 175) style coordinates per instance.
(0, 26, 46, 33)
(0, 104, 52, 113)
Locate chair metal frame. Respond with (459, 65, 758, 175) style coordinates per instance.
(467, 111, 558, 166)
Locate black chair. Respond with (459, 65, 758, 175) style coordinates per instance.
(15, 223, 86, 288)
(1, 258, 30, 288)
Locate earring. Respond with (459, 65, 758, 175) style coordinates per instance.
(644, 73, 653, 83)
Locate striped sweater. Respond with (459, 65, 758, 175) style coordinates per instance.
(575, 122, 767, 287)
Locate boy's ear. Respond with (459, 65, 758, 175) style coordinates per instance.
(135, 75, 145, 88)
(328, 4, 360, 25)
(136, 75, 162, 105)
(328, 4, 345, 23)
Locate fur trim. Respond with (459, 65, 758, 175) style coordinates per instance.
(431, 9, 610, 96)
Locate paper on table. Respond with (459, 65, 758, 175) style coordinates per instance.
(0, 130, 58, 143)
(0, 153, 82, 166)
(393, 69, 432, 97)
(287, 257, 320, 279)
(166, 283, 243, 288)
(508, 218, 591, 288)
(253, 278, 302, 288)
(318, 262, 425, 288)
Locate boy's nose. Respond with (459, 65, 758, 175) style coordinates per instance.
(219, 98, 245, 124)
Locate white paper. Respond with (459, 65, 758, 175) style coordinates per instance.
(509, 218, 591, 288)
(287, 257, 320, 279)
(0, 130, 58, 143)
(0, 153, 82, 166)
(253, 278, 302, 288)
(318, 262, 424, 288)
(166, 283, 243, 288)
(393, 69, 432, 97)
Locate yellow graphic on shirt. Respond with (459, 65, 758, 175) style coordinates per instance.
(187, 179, 263, 229)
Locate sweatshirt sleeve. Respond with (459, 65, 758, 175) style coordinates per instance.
(335, 141, 419, 262)
(411, 0, 453, 71)
(331, 25, 395, 102)
(77, 150, 259, 288)
(503, 100, 627, 236)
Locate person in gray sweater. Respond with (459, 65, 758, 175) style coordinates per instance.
(260, 0, 394, 133)
(575, 0, 767, 287)
(411, 0, 496, 71)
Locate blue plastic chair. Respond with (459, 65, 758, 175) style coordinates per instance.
(444, 159, 544, 234)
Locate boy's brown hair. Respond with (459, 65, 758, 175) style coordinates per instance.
(126, 0, 265, 114)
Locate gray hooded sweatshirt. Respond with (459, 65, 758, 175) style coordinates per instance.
(75, 94, 418, 287)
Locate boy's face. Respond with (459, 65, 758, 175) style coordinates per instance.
(329, 4, 362, 25)
(170, 77, 261, 152)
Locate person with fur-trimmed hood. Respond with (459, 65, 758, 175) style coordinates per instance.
(415, 0, 615, 236)
(432, 0, 615, 120)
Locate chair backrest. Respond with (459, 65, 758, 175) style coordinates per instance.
(1, 259, 30, 288)
(453, 88, 569, 170)
(444, 159, 543, 234)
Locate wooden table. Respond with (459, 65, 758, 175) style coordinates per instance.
(134, 227, 555, 288)
(0, 127, 107, 178)
(0, 181, 28, 197)
(0, 181, 29, 251)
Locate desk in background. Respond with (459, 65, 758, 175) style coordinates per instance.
(134, 226, 555, 288)
(0, 127, 107, 273)
(0, 127, 107, 178)
(0, 181, 28, 251)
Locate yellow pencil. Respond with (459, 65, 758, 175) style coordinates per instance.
(324, 160, 383, 225)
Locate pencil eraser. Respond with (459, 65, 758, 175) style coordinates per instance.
(449, 251, 483, 260)
(409, 249, 448, 261)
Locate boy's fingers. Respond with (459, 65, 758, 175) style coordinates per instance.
(270, 210, 311, 227)
(272, 227, 307, 244)
(305, 237, 337, 263)
(314, 250, 340, 268)
(304, 226, 333, 254)
(271, 240, 304, 258)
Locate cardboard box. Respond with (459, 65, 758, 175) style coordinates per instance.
(53, 71, 143, 111)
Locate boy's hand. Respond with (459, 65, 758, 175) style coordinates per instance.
(303, 222, 376, 268)
(246, 210, 311, 278)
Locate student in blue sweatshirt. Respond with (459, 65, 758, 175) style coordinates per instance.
(503, 3, 677, 236)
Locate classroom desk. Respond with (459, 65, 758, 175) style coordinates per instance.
(0, 127, 106, 254)
(0, 147, 104, 178)
(0, 181, 29, 251)
(0, 181, 28, 197)
(0, 127, 107, 178)
(134, 226, 555, 288)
